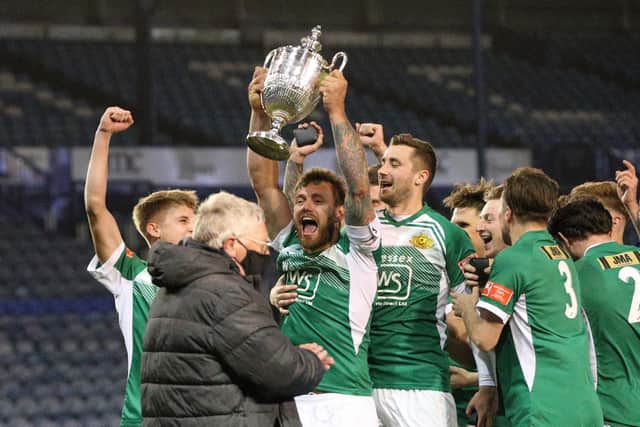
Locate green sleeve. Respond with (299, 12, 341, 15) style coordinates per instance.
(445, 223, 476, 288)
(478, 249, 521, 320)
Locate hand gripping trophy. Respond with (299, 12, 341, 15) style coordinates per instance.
(246, 25, 347, 160)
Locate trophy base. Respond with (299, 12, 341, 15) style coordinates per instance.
(246, 131, 290, 161)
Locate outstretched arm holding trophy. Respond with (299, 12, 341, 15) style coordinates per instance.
(246, 66, 292, 240)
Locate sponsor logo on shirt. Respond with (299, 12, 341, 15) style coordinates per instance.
(598, 250, 640, 270)
(125, 247, 135, 258)
(410, 232, 433, 250)
(540, 245, 569, 260)
(284, 267, 322, 305)
(482, 281, 513, 306)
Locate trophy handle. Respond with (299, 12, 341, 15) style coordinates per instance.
(328, 52, 348, 72)
(263, 49, 276, 68)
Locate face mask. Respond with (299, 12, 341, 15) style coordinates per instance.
(240, 249, 270, 277)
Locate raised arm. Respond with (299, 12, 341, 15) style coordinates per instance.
(320, 71, 375, 226)
(616, 159, 640, 238)
(85, 107, 134, 262)
(283, 121, 325, 207)
(356, 122, 388, 162)
(246, 66, 292, 239)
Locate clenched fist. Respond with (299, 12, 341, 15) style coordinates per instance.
(97, 107, 134, 134)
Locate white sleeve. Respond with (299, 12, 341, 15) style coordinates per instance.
(471, 343, 497, 386)
(270, 221, 294, 253)
(86, 242, 126, 297)
(345, 216, 381, 255)
(582, 308, 598, 390)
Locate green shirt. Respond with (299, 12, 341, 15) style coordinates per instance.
(274, 220, 381, 395)
(576, 242, 640, 427)
(370, 205, 475, 391)
(88, 243, 157, 427)
(477, 230, 602, 427)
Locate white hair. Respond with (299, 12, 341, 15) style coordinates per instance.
(192, 191, 265, 249)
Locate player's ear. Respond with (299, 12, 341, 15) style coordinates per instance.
(146, 222, 160, 239)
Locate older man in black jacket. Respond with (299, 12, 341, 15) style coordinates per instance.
(141, 191, 331, 426)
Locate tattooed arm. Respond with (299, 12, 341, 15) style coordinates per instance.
(320, 71, 375, 226)
(246, 66, 292, 239)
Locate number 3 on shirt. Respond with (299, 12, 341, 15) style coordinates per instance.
(558, 260, 578, 319)
(619, 266, 640, 324)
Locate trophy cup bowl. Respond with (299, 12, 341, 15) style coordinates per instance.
(247, 26, 347, 160)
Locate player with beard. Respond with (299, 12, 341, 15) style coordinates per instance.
(548, 198, 640, 427)
(370, 133, 478, 427)
(452, 167, 602, 427)
(247, 67, 381, 426)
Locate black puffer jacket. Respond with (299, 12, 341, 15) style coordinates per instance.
(141, 239, 324, 426)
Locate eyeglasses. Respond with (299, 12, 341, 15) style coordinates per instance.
(237, 236, 271, 255)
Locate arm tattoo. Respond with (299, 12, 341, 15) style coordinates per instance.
(284, 160, 303, 210)
(332, 121, 374, 226)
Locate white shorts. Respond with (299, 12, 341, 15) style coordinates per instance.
(294, 393, 378, 427)
(374, 388, 457, 427)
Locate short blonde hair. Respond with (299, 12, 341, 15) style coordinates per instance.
(193, 191, 265, 249)
(132, 189, 199, 241)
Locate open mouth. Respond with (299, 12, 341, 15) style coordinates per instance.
(300, 216, 318, 236)
(480, 232, 493, 246)
(380, 181, 392, 191)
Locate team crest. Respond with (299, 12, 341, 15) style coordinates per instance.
(410, 232, 433, 249)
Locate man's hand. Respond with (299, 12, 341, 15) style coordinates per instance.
(451, 287, 480, 318)
(248, 66, 268, 113)
(466, 385, 498, 427)
(616, 160, 639, 212)
(449, 365, 479, 389)
(289, 122, 324, 165)
(463, 261, 491, 288)
(319, 70, 348, 120)
(355, 122, 387, 160)
(97, 107, 134, 134)
(298, 343, 334, 371)
(269, 277, 298, 315)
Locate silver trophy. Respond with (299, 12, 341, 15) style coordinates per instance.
(246, 26, 347, 160)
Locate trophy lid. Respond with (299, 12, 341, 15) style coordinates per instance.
(300, 25, 322, 53)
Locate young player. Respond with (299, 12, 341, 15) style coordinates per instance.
(85, 107, 198, 427)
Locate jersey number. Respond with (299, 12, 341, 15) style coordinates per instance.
(558, 260, 578, 319)
(619, 266, 640, 324)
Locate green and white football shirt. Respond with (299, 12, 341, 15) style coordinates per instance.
(369, 205, 475, 391)
(273, 219, 381, 396)
(87, 242, 157, 427)
(576, 241, 640, 427)
(477, 230, 602, 427)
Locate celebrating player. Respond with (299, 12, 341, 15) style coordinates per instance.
(247, 67, 380, 426)
(452, 167, 602, 427)
(85, 107, 198, 427)
(549, 198, 640, 427)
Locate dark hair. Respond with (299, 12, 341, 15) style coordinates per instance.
(503, 167, 559, 223)
(548, 198, 612, 242)
(368, 165, 380, 186)
(294, 167, 347, 206)
(389, 133, 437, 193)
(443, 178, 494, 213)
